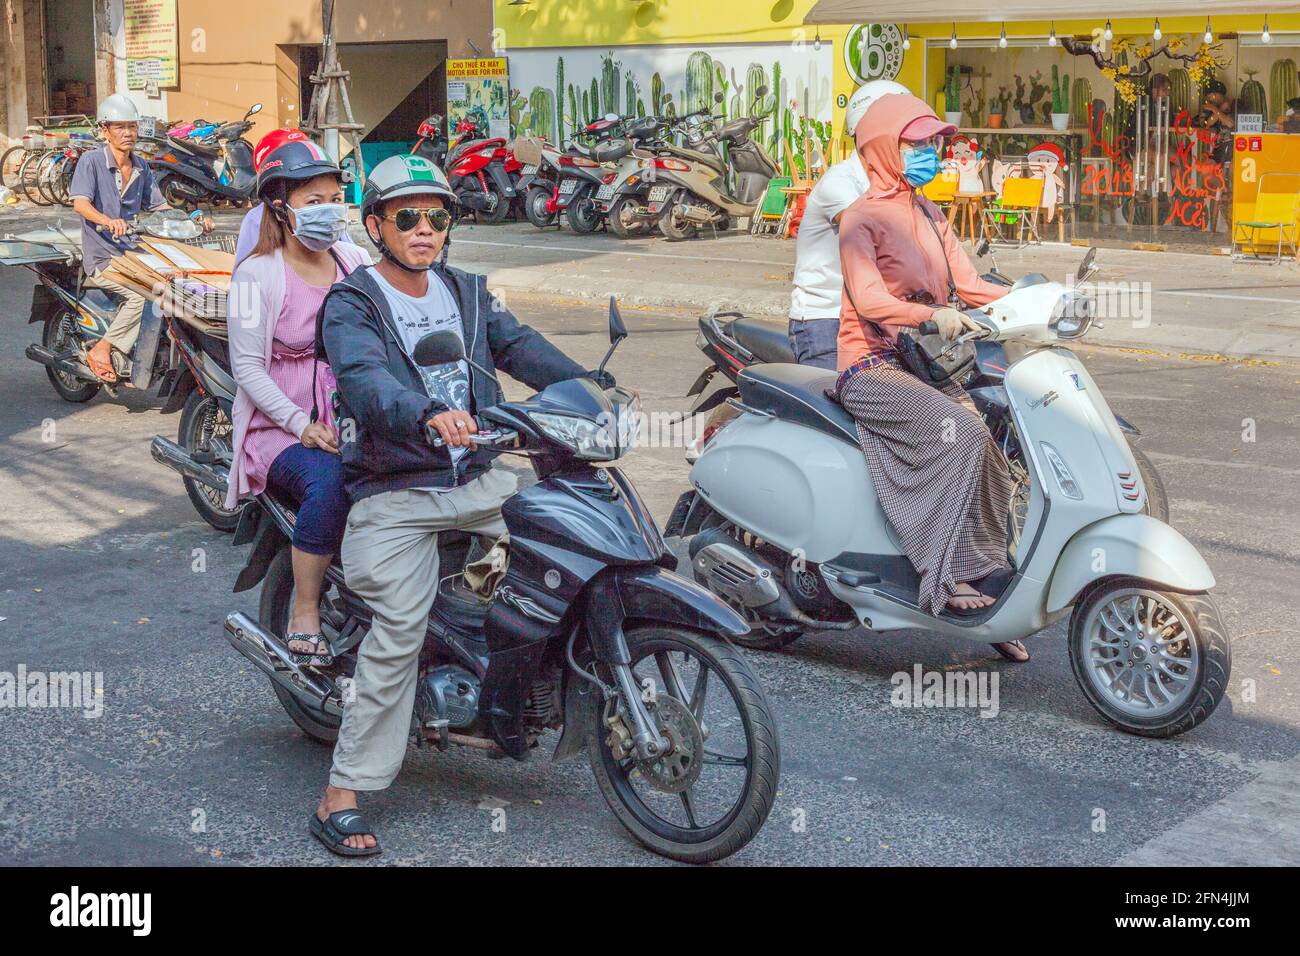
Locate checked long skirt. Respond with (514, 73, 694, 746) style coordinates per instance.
(836, 361, 1014, 616)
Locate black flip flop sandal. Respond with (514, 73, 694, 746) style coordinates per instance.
(287, 632, 333, 667)
(310, 810, 382, 858)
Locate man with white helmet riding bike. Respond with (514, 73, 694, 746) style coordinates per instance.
(788, 80, 908, 370)
(69, 93, 214, 383)
(309, 154, 605, 856)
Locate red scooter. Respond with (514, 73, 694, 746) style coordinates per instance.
(441, 115, 522, 224)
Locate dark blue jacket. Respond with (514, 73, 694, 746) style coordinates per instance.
(319, 263, 586, 502)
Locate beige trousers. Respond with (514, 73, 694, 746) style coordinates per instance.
(329, 467, 517, 791)
(85, 266, 148, 353)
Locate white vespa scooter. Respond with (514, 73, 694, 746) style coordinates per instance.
(676, 255, 1230, 738)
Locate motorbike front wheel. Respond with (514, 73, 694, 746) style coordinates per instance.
(587, 624, 780, 863)
(1068, 577, 1230, 738)
(178, 390, 244, 532)
(524, 187, 557, 227)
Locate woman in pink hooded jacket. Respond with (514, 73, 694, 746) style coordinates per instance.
(835, 93, 1026, 661)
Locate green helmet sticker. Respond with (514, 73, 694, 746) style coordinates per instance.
(403, 156, 436, 181)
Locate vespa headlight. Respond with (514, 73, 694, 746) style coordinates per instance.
(1049, 291, 1096, 339)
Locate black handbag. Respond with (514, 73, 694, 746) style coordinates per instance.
(894, 322, 976, 387)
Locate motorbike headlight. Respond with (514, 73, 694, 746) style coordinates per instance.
(1050, 292, 1096, 339)
(1040, 442, 1083, 499)
(531, 413, 615, 460)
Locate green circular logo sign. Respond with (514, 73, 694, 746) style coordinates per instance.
(844, 23, 904, 85)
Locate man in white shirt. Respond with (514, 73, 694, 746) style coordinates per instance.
(788, 80, 908, 369)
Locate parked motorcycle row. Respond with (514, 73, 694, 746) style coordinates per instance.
(408, 87, 778, 240)
(0, 210, 1230, 863)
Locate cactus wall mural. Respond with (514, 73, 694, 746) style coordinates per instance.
(508, 43, 835, 173)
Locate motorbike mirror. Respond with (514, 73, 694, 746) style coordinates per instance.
(974, 238, 990, 258)
(597, 296, 628, 376)
(1076, 247, 1098, 283)
(714, 92, 725, 104)
(246, 103, 262, 118)
(413, 330, 465, 367)
(755, 85, 769, 98)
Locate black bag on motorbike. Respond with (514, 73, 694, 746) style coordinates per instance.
(894, 323, 977, 387)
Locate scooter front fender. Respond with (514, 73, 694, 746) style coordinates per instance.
(1046, 513, 1215, 613)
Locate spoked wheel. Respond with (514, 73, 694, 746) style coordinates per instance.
(178, 390, 245, 531)
(0, 146, 25, 188)
(259, 546, 346, 745)
(42, 311, 101, 403)
(1069, 578, 1230, 738)
(35, 152, 65, 205)
(587, 625, 780, 863)
(17, 150, 51, 205)
(524, 187, 557, 227)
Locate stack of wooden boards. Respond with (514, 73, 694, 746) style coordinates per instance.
(100, 238, 234, 338)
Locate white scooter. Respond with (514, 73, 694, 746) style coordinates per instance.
(674, 255, 1230, 738)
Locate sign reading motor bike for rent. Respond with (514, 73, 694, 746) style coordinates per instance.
(446, 58, 511, 141)
(124, 0, 180, 91)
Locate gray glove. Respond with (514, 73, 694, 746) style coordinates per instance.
(929, 307, 983, 341)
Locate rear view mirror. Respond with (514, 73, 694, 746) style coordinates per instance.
(975, 238, 990, 258)
(247, 103, 262, 117)
(608, 297, 628, 345)
(714, 92, 725, 104)
(1077, 247, 1098, 283)
(413, 331, 464, 367)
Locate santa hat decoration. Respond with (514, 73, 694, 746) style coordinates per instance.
(1028, 142, 1066, 165)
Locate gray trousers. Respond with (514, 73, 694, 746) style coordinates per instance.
(85, 267, 148, 354)
(329, 467, 517, 791)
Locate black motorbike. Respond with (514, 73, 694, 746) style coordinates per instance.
(147, 103, 262, 207)
(217, 301, 780, 863)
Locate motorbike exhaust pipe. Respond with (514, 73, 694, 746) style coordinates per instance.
(25, 344, 98, 383)
(675, 203, 716, 225)
(150, 436, 229, 493)
(224, 612, 343, 717)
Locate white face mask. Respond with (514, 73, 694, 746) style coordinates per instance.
(289, 202, 349, 251)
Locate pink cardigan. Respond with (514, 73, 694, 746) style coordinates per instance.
(224, 243, 372, 509)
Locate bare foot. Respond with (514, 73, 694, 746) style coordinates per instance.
(317, 786, 377, 851)
(949, 582, 995, 611)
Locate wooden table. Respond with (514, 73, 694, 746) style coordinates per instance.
(948, 191, 994, 243)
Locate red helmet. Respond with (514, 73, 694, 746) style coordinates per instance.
(253, 128, 307, 172)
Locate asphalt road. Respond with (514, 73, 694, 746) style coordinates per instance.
(1, 262, 1298, 865)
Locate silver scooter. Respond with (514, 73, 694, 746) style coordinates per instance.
(676, 267, 1229, 738)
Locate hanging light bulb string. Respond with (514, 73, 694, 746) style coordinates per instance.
(999, 23, 1008, 49)
(902, 23, 910, 51)
(1262, 16, 1272, 44)
(1204, 18, 1214, 45)
(950, 22, 958, 51)
(1153, 18, 1162, 42)
(1049, 21, 1057, 48)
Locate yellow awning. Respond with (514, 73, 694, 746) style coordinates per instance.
(804, 2, 1295, 24)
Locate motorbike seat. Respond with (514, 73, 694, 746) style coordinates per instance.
(727, 317, 796, 365)
(738, 363, 857, 446)
(169, 134, 221, 158)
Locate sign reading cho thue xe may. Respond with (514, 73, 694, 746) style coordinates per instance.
(124, 0, 179, 90)
(446, 58, 511, 140)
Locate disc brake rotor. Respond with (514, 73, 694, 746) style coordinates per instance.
(634, 695, 705, 794)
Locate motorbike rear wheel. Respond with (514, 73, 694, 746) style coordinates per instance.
(476, 187, 511, 224)
(658, 202, 698, 241)
(565, 189, 602, 234)
(178, 390, 244, 532)
(524, 187, 557, 227)
(607, 196, 650, 238)
(587, 624, 780, 863)
(42, 311, 101, 403)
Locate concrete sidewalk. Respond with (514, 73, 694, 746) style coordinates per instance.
(4, 203, 1298, 362)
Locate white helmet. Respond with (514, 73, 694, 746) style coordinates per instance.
(97, 94, 141, 125)
(844, 80, 910, 137)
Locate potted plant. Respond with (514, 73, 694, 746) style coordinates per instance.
(945, 66, 963, 126)
(989, 87, 1011, 128)
(1050, 65, 1071, 131)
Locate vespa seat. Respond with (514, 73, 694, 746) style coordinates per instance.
(737, 363, 858, 447)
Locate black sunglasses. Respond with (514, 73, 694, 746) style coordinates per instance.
(380, 207, 453, 233)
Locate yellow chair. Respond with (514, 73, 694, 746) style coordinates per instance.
(1232, 174, 1300, 262)
(983, 176, 1045, 247)
(922, 171, 958, 205)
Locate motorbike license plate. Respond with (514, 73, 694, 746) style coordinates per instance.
(648, 186, 671, 202)
(522, 164, 538, 175)
(559, 179, 578, 195)
(596, 183, 616, 200)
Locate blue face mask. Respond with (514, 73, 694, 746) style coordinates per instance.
(902, 146, 941, 187)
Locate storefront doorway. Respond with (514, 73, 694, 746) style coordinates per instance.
(43, 0, 98, 120)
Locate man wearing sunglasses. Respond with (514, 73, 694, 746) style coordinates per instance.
(311, 154, 599, 856)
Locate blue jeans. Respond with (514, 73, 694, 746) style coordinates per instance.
(787, 317, 839, 371)
(267, 443, 349, 556)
